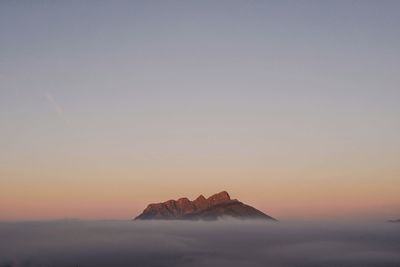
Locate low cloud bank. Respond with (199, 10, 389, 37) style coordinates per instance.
(1, 220, 399, 267)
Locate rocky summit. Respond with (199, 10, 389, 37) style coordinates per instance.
(134, 191, 277, 221)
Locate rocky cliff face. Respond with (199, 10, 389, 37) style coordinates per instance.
(134, 191, 277, 221)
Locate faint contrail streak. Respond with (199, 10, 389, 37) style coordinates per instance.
(45, 93, 69, 124)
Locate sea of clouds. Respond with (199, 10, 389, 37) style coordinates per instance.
(0, 219, 399, 267)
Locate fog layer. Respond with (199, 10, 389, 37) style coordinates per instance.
(1, 220, 399, 267)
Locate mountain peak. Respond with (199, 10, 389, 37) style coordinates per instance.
(195, 194, 206, 201)
(207, 191, 231, 205)
(134, 191, 276, 221)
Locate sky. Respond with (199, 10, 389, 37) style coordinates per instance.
(0, 0, 399, 221)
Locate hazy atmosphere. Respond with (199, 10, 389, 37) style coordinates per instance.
(1, 0, 400, 222)
(1, 1, 400, 267)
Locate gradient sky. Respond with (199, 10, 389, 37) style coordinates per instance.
(1, 1, 400, 221)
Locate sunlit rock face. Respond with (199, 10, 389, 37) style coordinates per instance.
(134, 191, 277, 221)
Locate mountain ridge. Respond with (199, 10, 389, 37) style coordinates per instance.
(134, 191, 277, 221)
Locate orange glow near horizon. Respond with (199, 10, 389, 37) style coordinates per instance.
(1, 155, 399, 221)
